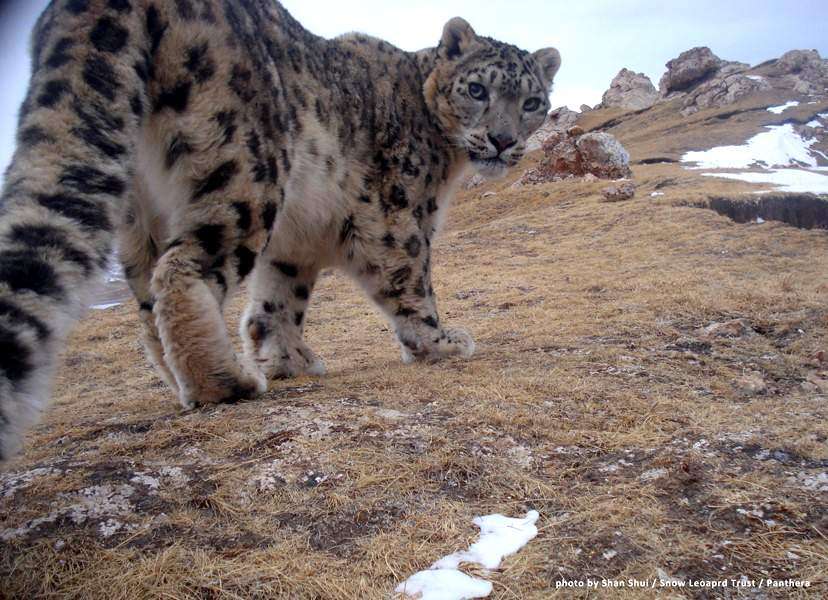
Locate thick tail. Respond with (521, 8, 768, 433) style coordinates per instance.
(0, 0, 149, 460)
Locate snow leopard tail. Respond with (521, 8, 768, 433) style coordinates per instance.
(0, 0, 154, 461)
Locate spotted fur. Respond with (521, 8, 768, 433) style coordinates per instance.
(0, 0, 560, 461)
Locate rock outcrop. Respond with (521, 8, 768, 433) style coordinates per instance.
(601, 68, 659, 110)
(517, 129, 632, 185)
(770, 49, 828, 95)
(595, 47, 828, 121)
(653, 46, 801, 115)
(659, 47, 723, 96)
(680, 63, 770, 116)
(526, 106, 580, 151)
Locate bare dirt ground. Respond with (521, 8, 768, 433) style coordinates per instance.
(2, 99, 827, 598)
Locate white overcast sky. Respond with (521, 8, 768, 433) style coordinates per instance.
(1, 0, 827, 178)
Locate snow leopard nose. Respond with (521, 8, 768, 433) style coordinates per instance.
(488, 133, 517, 155)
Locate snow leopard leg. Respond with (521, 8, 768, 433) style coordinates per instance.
(241, 260, 325, 379)
(117, 181, 179, 395)
(352, 229, 475, 363)
(150, 198, 270, 409)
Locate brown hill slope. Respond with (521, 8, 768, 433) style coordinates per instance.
(580, 93, 828, 165)
(2, 144, 827, 596)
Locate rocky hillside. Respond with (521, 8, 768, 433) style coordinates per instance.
(595, 47, 828, 117)
(520, 47, 828, 206)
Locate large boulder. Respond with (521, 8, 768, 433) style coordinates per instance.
(526, 106, 580, 151)
(774, 49, 823, 75)
(517, 129, 632, 185)
(601, 68, 659, 110)
(659, 47, 723, 95)
(576, 133, 632, 179)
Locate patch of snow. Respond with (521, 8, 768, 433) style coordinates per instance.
(396, 569, 491, 600)
(766, 101, 799, 114)
(603, 549, 618, 560)
(806, 120, 823, 128)
(746, 75, 764, 81)
(682, 125, 819, 169)
(756, 217, 766, 224)
(820, 113, 828, 118)
(396, 511, 539, 599)
(433, 511, 540, 570)
(650, 191, 664, 197)
(701, 169, 828, 194)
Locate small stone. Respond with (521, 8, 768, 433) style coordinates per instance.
(737, 371, 767, 395)
(601, 181, 636, 201)
(463, 173, 486, 189)
(699, 318, 752, 338)
(805, 373, 828, 393)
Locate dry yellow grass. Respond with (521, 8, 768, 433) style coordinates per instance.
(2, 108, 827, 598)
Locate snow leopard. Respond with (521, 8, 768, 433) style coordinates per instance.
(0, 0, 561, 460)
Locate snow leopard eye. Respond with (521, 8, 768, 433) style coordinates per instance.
(468, 82, 488, 100)
(523, 98, 542, 112)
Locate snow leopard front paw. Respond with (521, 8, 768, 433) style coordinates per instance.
(267, 343, 326, 379)
(399, 327, 476, 363)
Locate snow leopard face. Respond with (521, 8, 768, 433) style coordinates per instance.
(425, 17, 561, 177)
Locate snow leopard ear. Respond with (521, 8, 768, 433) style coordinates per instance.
(438, 17, 477, 61)
(532, 47, 562, 85)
